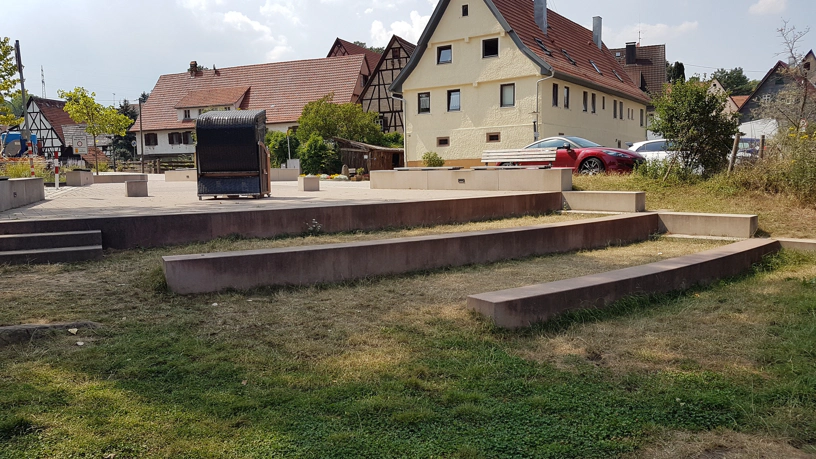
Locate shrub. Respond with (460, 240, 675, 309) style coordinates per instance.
(298, 134, 340, 175)
(421, 151, 445, 167)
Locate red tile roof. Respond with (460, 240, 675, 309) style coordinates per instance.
(174, 86, 249, 109)
(492, 0, 650, 104)
(133, 55, 367, 132)
(731, 95, 749, 109)
(30, 97, 78, 143)
(610, 44, 667, 97)
(328, 38, 382, 74)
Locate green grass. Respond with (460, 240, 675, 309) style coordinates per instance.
(0, 212, 815, 457)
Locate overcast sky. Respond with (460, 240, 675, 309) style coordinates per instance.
(4, 0, 813, 106)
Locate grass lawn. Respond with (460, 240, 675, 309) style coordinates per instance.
(1, 199, 815, 457)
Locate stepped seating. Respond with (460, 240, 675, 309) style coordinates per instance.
(0, 230, 103, 265)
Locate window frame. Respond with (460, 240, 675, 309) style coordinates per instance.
(418, 92, 431, 114)
(183, 109, 191, 119)
(591, 93, 596, 113)
(552, 83, 559, 107)
(582, 91, 588, 112)
(564, 86, 570, 109)
(447, 89, 461, 112)
(482, 38, 499, 59)
(168, 132, 182, 145)
(613, 99, 617, 118)
(436, 137, 450, 147)
(462, 4, 468, 16)
(486, 132, 501, 143)
(144, 133, 158, 146)
(500, 83, 515, 108)
(437, 45, 452, 65)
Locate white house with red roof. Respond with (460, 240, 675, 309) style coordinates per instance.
(390, 0, 650, 167)
(132, 54, 370, 158)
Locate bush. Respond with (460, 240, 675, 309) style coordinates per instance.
(422, 151, 445, 167)
(265, 130, 299, 168)
(298, 134, 340, 175)
(633, 157, 700, 183)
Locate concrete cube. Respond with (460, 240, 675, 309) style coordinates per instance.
(298, 176, 320, 192)
(125, 180, 148, 197)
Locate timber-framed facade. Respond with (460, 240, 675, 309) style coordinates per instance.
(359, 36, 416, 133)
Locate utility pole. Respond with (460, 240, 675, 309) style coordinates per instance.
(15, 40, 35, 177)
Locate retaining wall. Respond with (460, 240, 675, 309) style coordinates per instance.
(467, 239, 781, 328)
(162, 214, 658, 294)
(370, 168, 573, 192)
(270, 168, 300, 181)
(0, 178, 45, 212)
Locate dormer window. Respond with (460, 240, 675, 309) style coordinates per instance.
(437, 45, 452, 64)
(613, 70, 624, 82)
(561, 49, 577, 66)
(534, 38, 552, 56)
(590, 60, 602, 75)
(805, 62, 811, 71)
(183, 109, 191, 119)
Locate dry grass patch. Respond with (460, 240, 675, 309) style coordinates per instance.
(629, 430, 815, 459)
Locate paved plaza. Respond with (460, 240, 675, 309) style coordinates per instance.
(1, 174, 538, 221)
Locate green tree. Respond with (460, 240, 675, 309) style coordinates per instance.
(666, 61, 686, 84)
(650, 80, 739, 176)
(296, 94, 383, 145)
(265, 129, 300, 167)
(138, 91, 150, 103)
(110, 99, 139, 161)
(57, 87, 134, 173)
(711, 68, 754, 95)
(298, 134, 340, 175)
(0, 37, 22, 127)
(352, 41, 385, 54)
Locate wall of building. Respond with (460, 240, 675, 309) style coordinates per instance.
(137, 122, 295, 157)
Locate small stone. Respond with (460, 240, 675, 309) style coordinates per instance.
(76, 341, 85, 346)
(241, 380, 248, 386)
(68, 328, 78, 335)
(212, 303, 219, 307)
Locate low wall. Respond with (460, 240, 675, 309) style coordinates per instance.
(0, 193, 562, 249)
(270, 168, 300, 181)
(0, 178, 45, 212)
(92, 174, 148, 184)
(563, 191, 646, 213)
(371, 168, 573, 192)
(775, 237, 816, 252)
(164, 169, 196, 182)
(66, 171, 93, 187)
(467, 238, 782, 328)
(163, 213, 659, 294)
(658, 212, 758, 238)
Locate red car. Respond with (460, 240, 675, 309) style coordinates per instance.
(497, 136, 645, 174)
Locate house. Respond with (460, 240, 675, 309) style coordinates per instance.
(610, 43, 667, 98)
(24, 96, 112, 161)
(358, 36, 417, 133)
(327, 38, 382, 76)
(738, 54, 816, 128)
(389, 0, 650, 167)
(132, 55, 369, 158)
(709, 79, 746, 114)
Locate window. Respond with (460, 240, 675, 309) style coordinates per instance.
(590, 60, 602, 74)
(619, 101, 624, 120)
(447, 89, 461, 111)
(591, 93, 596, 113)
(183, 109, 191, 119)
(640, 109, 644, 127)
(561, 49, 577, 66)
(564, 86, 570, 109)
(437, 45, 452, 64)
(534, 38, 553, 56)
(144, 133, 158, 146)
(197, 109, 203, 115)
(613, 99, 617, 118)
(182, 131, 193, 145)
(500, 83, 515, 107)
(418, 92, 431, 114)
(613, 70, 624, 82)
(482, 38, 499, 58)
(602, 96, 606, 110)
(805, 62, 811, 71)
(531, 138, 569, 149)
(582, 91, 588, 112)
(462, 4, 468, 16)
(486, 132, 501, 142)
(552, 83, 559, 107)
(168, 132, 182, 145)
(437, 137, 450, 147)
(381, 115, 389, 132)
(391, 48, 400, 59)
(761, 94, 772, 103)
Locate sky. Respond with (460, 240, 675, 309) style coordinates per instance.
(4, 0, 814, 107)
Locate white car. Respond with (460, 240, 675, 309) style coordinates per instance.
(629, 139, 676, 161)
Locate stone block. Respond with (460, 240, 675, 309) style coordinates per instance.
(125, 180, 148, 197)
(562, 191, 646, 213)
(66, 170, 93, 186)
(658, 212, 758, 238)
(298, 175, 320, 191)
(94, 174, 148, 184)
(164, 169, 196, 182)
(270, 168, 300, 181)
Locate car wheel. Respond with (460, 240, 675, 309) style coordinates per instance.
(578, 157, 605, 175)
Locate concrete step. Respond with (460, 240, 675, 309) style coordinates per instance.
(0, 245, 103, 266)
(0, 230, 102, 252)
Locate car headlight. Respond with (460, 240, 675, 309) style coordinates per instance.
(603, 150, 629, 158)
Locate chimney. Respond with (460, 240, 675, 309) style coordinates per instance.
(189, 61, 198, 76)
(534, 0, 548, 35)
(625, 42, 636, 65)
(592, 16, 602, 50)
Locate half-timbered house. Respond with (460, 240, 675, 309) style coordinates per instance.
(24, 96, 77, 158)
(359, 36, 416, 133)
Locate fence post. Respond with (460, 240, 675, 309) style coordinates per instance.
(758, 135, 765, 160)
(28, 141, 35, 177)
(727, 134, 741, 175)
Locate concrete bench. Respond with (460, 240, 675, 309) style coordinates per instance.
(658, 212, 758, 238)
(270, 168, 300, 181)
(562, 191, 646, 213)
(467, 238, 781, 329)
(125, 180, 148, 197)
(94, 174, 148, 184)
(370, 168, 573, 191)
(0, 178, 45, 211)
(65, 170, 93, 186)
(298, 175, 319, 191)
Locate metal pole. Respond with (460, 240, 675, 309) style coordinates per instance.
(28, 141, 34, 176)
(54, 148, 60, 190)
(139, 99, 145, 173)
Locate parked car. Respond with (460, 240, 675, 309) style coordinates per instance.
(629, 139, 677, 161)
(486, 136, 645, 174)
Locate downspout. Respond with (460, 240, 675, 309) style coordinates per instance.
(390, 93, 407, 165)
(534, 70, 556, 141)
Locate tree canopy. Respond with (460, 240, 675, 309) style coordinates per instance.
(57, 87, 133, 139)
(110, 99, 139, 161)
(666, 61, 686, 84)
(352, 41, 385, 54)
(710, 68, 756, 96)
(650, 80, 739, 176)
(0, 37, 22, 127)
(296, 94, 383, 145)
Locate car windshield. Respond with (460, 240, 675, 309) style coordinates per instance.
(564, 136, 601, 148)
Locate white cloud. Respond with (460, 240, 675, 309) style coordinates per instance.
(749, 0, 787, 15)
(259, 0, 302, 26)
(370, 10, 430, 46)
(365, 8, 374, 14)
(222, 11, 293, 61)
(610, 21, 699, 45)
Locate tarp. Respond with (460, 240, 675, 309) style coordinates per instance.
(738, 118, 779, 139)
